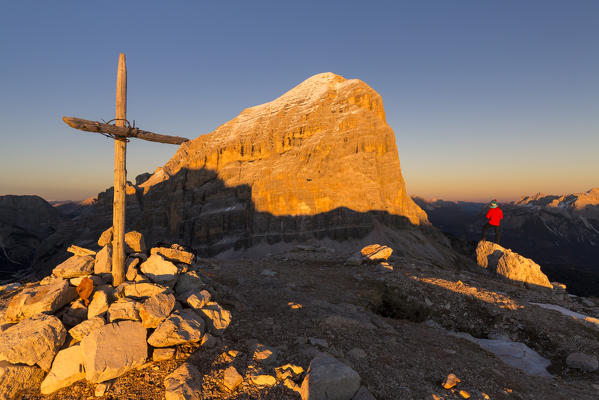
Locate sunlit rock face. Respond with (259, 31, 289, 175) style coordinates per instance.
(132, 73, 428, 252)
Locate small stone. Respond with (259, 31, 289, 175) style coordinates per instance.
(95, 382, 109, 397)
(53, 255, 94, 278)
(275, 364, 304, 380)
(125, 231, 146, 253)
(59, 299, 88, 328)
(94, 245, 113, 275)
(153, 347, 175, 362)
(139, 292, 176, 328)
(98, 227, 113, 247)
(200, 333, 217, 348)
(261, 269, 277, 276)
(251, 374, 276, 387)
(283, 378, 301, 394)
(88, 290, 110, 319)
(164, 362, 202, 400)
(347, 348, 367, 360)
(199, 301, 231, 335)
(223, 365, 243, 391)
(140, 254, 179, 286)
(186, 290, 211, 310)
(66, 245, 97, 257)
(252, 343, 278, 365)
(126, 257, 141, 281)
(308, 337, 329, 348)
(442, 373, 460, 389)
(459, 390, 471, 399)
(566, 352, 599, 372)
(377, 262, 394, 272)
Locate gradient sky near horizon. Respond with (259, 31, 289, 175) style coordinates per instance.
(0, 1, 597, 203)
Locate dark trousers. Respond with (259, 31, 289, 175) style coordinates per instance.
(482, 222, 500, 243)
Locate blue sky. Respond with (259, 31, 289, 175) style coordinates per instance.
(0, 1, 597, 201)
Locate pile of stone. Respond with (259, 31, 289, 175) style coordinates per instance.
(0, 227, 230, 398)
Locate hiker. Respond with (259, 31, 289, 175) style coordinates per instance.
(482, 199, 503, 243)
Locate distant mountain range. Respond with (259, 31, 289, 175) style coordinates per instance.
(412, 188, 599, 296)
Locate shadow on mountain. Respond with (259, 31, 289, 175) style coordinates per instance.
(28, 167, 454, 279)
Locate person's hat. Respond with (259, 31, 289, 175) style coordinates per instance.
(490, 199, 497, 208)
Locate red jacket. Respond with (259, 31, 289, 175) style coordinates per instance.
(486, 207, 503, 226)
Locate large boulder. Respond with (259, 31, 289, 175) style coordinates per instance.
(68, 317, 106, 342)
(81, 320, 147, 383)
(107, 298, 140, 322)
(94, 245, 113, 275)
(4, 280, 76, 322)
(40, 344, 86, 394)
(52, 255, 94, 278)
(140, 254, 179, 286)
(476, 241, 552, 288)
(147, 309, 205, 347)
(125, 231, 146, 253)
(0, 314, 66, 371)
(164, 362, 202, 400)
(300, 354, 361, 400)
(151, 247, 195, 265)
(139, 292, 175, 328)
(88, 290, 110, 319)
(0, 361, 45, 400)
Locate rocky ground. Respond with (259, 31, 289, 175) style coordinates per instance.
(2, 240, 599, 400)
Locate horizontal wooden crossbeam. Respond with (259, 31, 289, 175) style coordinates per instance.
(62, 116, 189, 145)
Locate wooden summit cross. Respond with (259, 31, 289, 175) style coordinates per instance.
(63, 53, 189, 286)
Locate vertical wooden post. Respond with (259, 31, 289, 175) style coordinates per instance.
(112, 53, 127, 286)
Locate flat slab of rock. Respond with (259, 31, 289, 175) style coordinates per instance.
(52, 255, 94, 278)
(300, 354, 361, 400)
(153, 347, 175, 362)
(148, 309, 205, 347)
(125, 231, 146, 253)
(151, 247, 195, 265)
(476, 241, 552, 288)
(88, 290, 110, 319)
(139, 292, 175, 328)
(199, 302, 231, 335)
(117, 282, 169, 299)
(164, 362, 202, 400)
(81, 320, 147, 383)
(107, 298, 140, 322)
(40, 344, 85, 394)
(0, 314, 66, 371)
(4, 279, 76, 322)
(140, 254, 179, 286)
(66, 245, 97, 257)
(0, 361, 45, 400)
(223, 365, 243, 391)
(360, 244, 393, 262)
(69, 317, 106, 342)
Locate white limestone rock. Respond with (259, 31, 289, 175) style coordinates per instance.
(107, 298, 140, 322)
(81, 320, 147, 383)
(117, 282, 169, 299)
(94, 245, 113, 275)
(126, 257, 141, 281)
(52, 255, 94, 278)
(40, 344, 86, 394)
(139, 292, 175, 328)
(69, 275, 104, 287)
(151, 247, 195, 265)
(0, 314, 66, 371)
(0, 361, 45, 400)
(186, 290, 211, 310)
(476, 241, 552, 288)
(300, 354, 361, 400)
(97, 227, 113, 247)
(164, 362, 202, 400)
(147, 309, 205, 347)
(140, 254, 179, 286)
(153, 347, 175, 362)
(360, 244, 393, 262)
(199, 301, 231, 336)
(88, 290, 110, 319)
(125, 230, 146, 253)
(4, 279, 77, 322)
(223, 365, 243, 391)
(69, 317, 106, 342)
